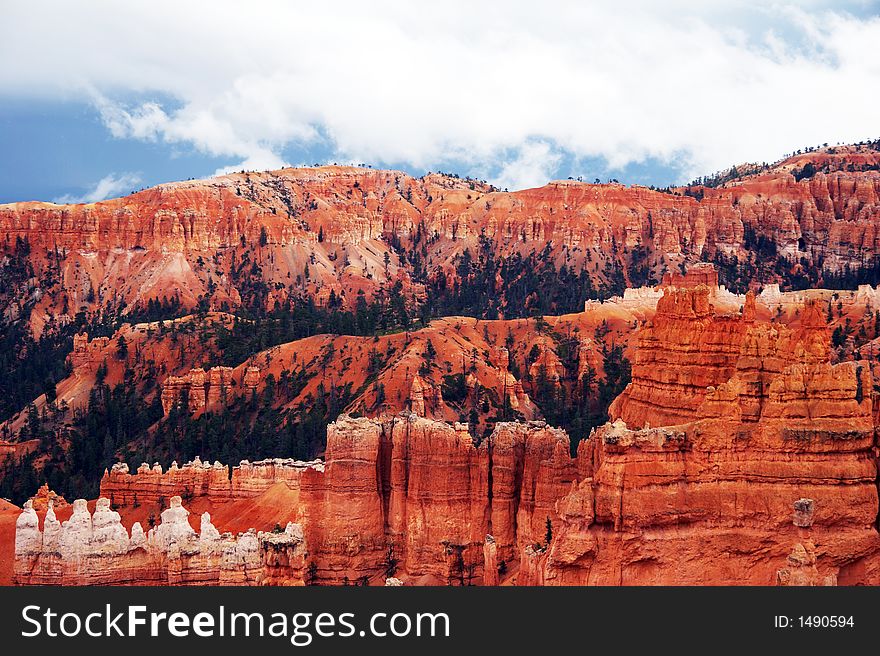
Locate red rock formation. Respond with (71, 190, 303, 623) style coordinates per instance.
(384, 415, 487, 583)
(299, 415, 574, 585)
(482, 535, 499, 586)
(486, 421, 576, 565)
(660, 262, 719, 289)
(29, 484, 68, 512)
(528, 344, 565, 383)
(611, 284, 838, 430)
(609, 284, 746, 428)
(206, 366, 234, 405)
(0, 499, 19, 585)
(20, 414, 576, 585)
(5, 146, 880, 333)
(243, 365, 261, 392)
(776, 542, 836, 586)
(408, 374, 427, 416)
(100, 457, 322, 506)
(532, 288, 880, 586)
(161, 365, 234, 415)
(68, 332, 110, 369)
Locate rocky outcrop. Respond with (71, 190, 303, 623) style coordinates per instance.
(533, 289, 880, 586)
(408, 375, 427, 416)
(14, 496, 306, 585)
(776, 542, 836, 586)
(159, 362, 271, 417)
(609, 280, 836, 429)
(29, 484, 68, 512)
(161, 366, 234, 415)
(68, 333, 110, 369)
(243, 366, 261, 392)
(660, 262, 719, 289)
(298, 415, 574, 585)
(528, 344, 565, 383)
(100, 457, 323, 506)
(609, 284, 748, 427)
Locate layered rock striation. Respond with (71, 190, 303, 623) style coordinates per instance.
(100, 457, 323, 506)
(531, 287, 880, 585)
(4, 147, 880, 330)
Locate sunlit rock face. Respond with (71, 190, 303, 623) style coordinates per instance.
(4, 149, 880, 335)
(297, 414, 575, 585)
(532, 288, 880, 586)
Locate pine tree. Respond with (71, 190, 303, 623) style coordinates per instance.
(116, 334, 128, 360)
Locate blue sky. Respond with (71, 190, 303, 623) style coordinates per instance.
(1, 1, 879, 204)
(0, 98, 695, 202)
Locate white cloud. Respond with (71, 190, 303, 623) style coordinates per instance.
(53, 173, 141, 204)
(3, 1, 880, 188)
(97, 99, 168, 141)
(493, 142, 563, 191)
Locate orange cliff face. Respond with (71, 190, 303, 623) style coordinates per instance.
(529, 287, 880, 585)
(608, 284, 750, 428)
(4, 147, 880, 333)
(14, 414, 576, 585)
(609, 284, 836, 429)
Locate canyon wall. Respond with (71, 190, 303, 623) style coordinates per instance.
(99, 457, 324, 506)
(15, 282, 880, 585)
(4, 160, 879, 271)
(3, 148, 880, 331)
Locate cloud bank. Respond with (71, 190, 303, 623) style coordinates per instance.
(3, 0, 880, 190)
